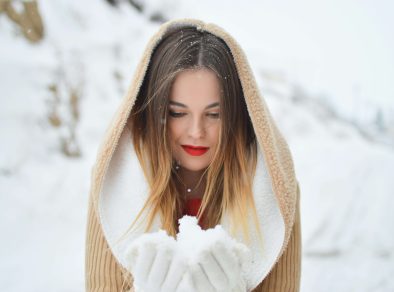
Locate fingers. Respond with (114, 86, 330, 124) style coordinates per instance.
(197, 250, 229, 290)
(161, 254, 188, 292)
(126, 228, 247, 292)
(176, 272, 194, 292)
(145, 246, 174, 290)
(210, 241, 240, 287)
(191, 241, 243, 291)
(125, 244, 140, 270)
(133, 242, 157, 286)
(127, 238, 186, 292)
(233, 276, 247, 292)
(190, 261, 216, 292)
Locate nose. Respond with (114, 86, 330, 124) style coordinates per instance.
(188, 116, 205, 139)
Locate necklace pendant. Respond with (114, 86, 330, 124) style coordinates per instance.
(187, 188, 191, 193)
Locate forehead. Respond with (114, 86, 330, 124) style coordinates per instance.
(170, 69, 221, 105)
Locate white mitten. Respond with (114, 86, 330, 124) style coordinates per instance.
(125, 230, 188, 292)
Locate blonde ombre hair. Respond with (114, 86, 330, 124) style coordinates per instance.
(122, 25, 262, 244)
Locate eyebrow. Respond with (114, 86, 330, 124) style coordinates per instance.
(169, 101, 220, 109)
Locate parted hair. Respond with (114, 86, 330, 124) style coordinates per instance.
(123, 25, 262, 243)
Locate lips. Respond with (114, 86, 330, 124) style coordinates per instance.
(181, 145, 209, 156)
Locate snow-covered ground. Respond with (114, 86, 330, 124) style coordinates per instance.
(1, 0, 393, 291)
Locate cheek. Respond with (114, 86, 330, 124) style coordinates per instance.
(208, 124, 220, 146)
(168, 122, 181, 143)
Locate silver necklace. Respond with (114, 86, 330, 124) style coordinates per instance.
(174, 161, 204, 195)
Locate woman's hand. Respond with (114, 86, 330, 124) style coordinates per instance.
(125, 231, 188, 292)
(125, 216, 250, 292)
(188, 241, 247, 292)
(176, 216, 249, 292)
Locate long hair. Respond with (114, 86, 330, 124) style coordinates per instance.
(122, 25, 262, 243)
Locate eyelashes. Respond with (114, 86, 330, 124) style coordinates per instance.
(207, 113, 220, 119)
(168, 110, 220, 119)
(168, 111, 186, 118)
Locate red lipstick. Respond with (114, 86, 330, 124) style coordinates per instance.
(181, 145, 209, 156)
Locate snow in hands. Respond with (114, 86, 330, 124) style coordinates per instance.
(125, 215, 251, 292)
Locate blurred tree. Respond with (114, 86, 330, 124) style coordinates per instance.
(105, 0, 142, 12)
(0, 0, 44, 43)
(104, 0, 166, 23)
(374, 108, 386, 132)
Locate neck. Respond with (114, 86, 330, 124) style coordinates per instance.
(176, 167, 207, 199)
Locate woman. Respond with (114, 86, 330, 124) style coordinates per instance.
(85, 18, 302, 291)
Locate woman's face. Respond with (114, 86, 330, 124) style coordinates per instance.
(168, 68, 221, 172)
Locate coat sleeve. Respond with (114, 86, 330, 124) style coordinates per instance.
(252, 181, 302, 292)
(85, 196, 134, 291)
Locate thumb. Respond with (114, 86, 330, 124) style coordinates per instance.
(124, 243, 140, 271)
(133, 242, 157, 285)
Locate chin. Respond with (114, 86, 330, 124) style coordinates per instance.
(181, 161, 209, 172)
(183, 164, 208, 172)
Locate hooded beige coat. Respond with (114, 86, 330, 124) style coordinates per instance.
(85, 18, 302, 292)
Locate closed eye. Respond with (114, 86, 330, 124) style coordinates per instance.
(207, 113, 220, 119)
(168, 111, 220, 119)
(168, 110, 186, 118)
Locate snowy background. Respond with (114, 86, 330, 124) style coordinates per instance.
(1, 0, 393, 291)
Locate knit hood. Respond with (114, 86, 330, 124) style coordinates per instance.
(89, 18, 299, 291)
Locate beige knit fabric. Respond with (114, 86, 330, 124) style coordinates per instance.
(85, 18, 302, 291)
